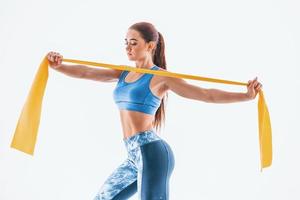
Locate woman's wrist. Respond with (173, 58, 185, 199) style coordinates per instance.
(244, 92, 254, 101)
(50, 64, 64, 70)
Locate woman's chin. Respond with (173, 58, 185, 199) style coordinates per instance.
(127, 56, 135, 61)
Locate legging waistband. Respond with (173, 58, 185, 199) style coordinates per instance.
(123, 129, 162, 152)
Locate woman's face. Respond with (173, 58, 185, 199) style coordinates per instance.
(125, 29, 155, 61)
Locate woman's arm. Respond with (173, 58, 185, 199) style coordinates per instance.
(54, 64, 122, 82)
(164, 76, 262, 103)
(47, 51, 122, 82)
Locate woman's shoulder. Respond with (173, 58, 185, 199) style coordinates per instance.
(154, 66, 171, 79)
(153, 66, 172, 88)
(154, 66, 187, 90)
(154, 66, 168, 73)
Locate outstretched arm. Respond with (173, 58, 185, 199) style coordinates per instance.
(47, 51, 122, 82)
(164, 76, 262, 103)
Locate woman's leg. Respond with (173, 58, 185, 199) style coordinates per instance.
(137, 140, 175, 200)
(93, 158, 138, 200)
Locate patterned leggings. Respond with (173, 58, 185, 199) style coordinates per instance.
(93, 129, 175, 200)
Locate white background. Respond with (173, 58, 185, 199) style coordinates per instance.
(1, 0, 300, 199)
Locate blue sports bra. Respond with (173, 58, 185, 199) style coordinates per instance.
(113, 65, 161, 115)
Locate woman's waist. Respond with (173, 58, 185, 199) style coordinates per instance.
(123, 129, 162, 152)
(120, 111, 154, 137)
(122, 126, 155, 140)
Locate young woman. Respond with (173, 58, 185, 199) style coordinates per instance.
(47, 22, 262, 200)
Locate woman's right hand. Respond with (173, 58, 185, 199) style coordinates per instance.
(246, 77, 262, 100)
(47, 51, 63, 69)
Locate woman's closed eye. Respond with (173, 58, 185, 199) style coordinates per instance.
(125, 42, 137, 46)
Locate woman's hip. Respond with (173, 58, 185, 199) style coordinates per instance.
(123, 129, 175, 171)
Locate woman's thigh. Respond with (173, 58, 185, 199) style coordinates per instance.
(137, 140, 175, 200)
(93, 158, 138, 200)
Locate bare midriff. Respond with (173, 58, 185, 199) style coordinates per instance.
(119, 110, 156, 140)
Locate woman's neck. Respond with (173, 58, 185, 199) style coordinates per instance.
(135, 57, 154, 69)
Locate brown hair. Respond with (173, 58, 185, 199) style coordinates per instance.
(129, 22, 168, 133)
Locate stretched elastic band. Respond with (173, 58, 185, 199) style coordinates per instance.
(10, 56, 272, 170)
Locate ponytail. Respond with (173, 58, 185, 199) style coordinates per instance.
(152, 32, 168, 134)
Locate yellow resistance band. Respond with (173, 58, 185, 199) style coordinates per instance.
(11, 56, 272, 170)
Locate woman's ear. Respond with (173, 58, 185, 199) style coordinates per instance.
(147, 41, 156, 52)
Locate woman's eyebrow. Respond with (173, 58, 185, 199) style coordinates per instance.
(124, 38, 138, 41)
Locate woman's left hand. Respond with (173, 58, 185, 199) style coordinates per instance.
(246, 77, 262, 100)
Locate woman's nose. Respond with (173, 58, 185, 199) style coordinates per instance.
(126, 45, 131, 52)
